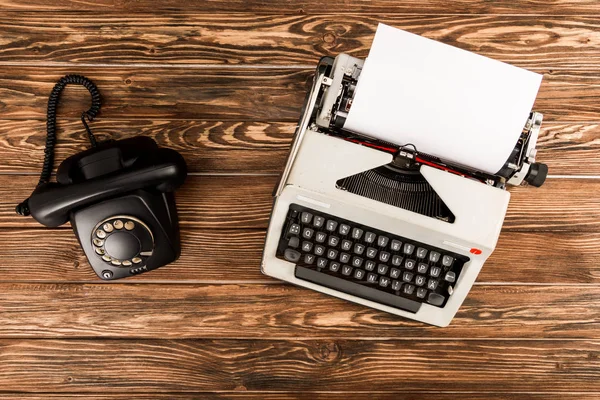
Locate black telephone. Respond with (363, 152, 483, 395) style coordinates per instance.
(16, 75, 187, 280)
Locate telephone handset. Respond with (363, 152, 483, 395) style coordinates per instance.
(16, 75, 187, 280)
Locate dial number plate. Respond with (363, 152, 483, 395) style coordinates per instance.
(91, 216, 154, 269)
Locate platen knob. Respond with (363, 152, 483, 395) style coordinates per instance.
(525, 162, 548, 187)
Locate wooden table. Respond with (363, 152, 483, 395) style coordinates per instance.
(0, 0, 599, 398)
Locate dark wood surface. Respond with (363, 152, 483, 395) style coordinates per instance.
(0, 14, 599, 69)
(1, 0, 599, 14)
(0, 68, 598, 121)
(0, 339, 598, 392)
(2, 229, 599, 283)
(0, 283, 599, 338)
(0, 1, 598, 398)
(6, 396, 600, 400)
(1, 120, 600, 175)
(2, 176, 600, 231)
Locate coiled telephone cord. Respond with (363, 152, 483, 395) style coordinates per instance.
(15, 74, 101, 216)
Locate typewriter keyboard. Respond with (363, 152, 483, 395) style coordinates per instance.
(276, 204, 469, 312)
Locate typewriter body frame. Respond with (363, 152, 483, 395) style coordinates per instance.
(262, 54, 544, 327)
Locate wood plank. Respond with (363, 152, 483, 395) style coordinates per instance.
(537, 122, 600, 176)
(6, 395, 600, 400)
(0, 229, 597, 284)
(0, 120, 597, 176)
(0, 0, 599, 14)
(0, 283, 598, 338)
(0, 67, 309, 122)
(0, 67, 597, 122)
(0, 119, 293, 174)
(1, 14, 599, 69)
(0, 176, 598, 231)
(0, 339, 597, 392)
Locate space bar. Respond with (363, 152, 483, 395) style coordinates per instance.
(295, 266, 421, 313)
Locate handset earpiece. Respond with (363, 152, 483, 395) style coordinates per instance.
(27, 148, 187, 227)
(132, 148, 187, 192)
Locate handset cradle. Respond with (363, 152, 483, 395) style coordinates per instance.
(29, 146, 186, 227)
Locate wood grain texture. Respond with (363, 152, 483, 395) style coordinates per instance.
(0, 120, 598, 175)
(0, 14, 599, 69)
(0, 2, 598, 396)
(0, 283, 598, 338)
(4, 396, 600, 400)
(0, 0, 599, 14)
(0, 176, 598, 231)
(0, 119, 293, 174)
(0, 67, 597, 122)
(0, 229, 598, 284)
(0, 339, 598, 392)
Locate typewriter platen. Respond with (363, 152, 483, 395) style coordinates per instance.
(261, 54, 547, 327)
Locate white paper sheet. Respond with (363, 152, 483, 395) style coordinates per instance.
(344, 23, 543, 174)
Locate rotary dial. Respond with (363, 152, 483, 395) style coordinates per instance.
(91, 216, 154, 268)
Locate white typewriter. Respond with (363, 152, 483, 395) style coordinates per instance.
(261, 51, 547, 327)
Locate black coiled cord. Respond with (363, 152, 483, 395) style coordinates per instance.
(16, 74, 101, 216)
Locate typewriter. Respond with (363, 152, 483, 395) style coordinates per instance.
(261, 54, 547, 327)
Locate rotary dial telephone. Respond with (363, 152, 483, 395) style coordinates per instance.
(16, 75, 187, 280)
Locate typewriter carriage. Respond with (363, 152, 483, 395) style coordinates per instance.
(313, 54, 548, 190)
(263, 53, 545, 326)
